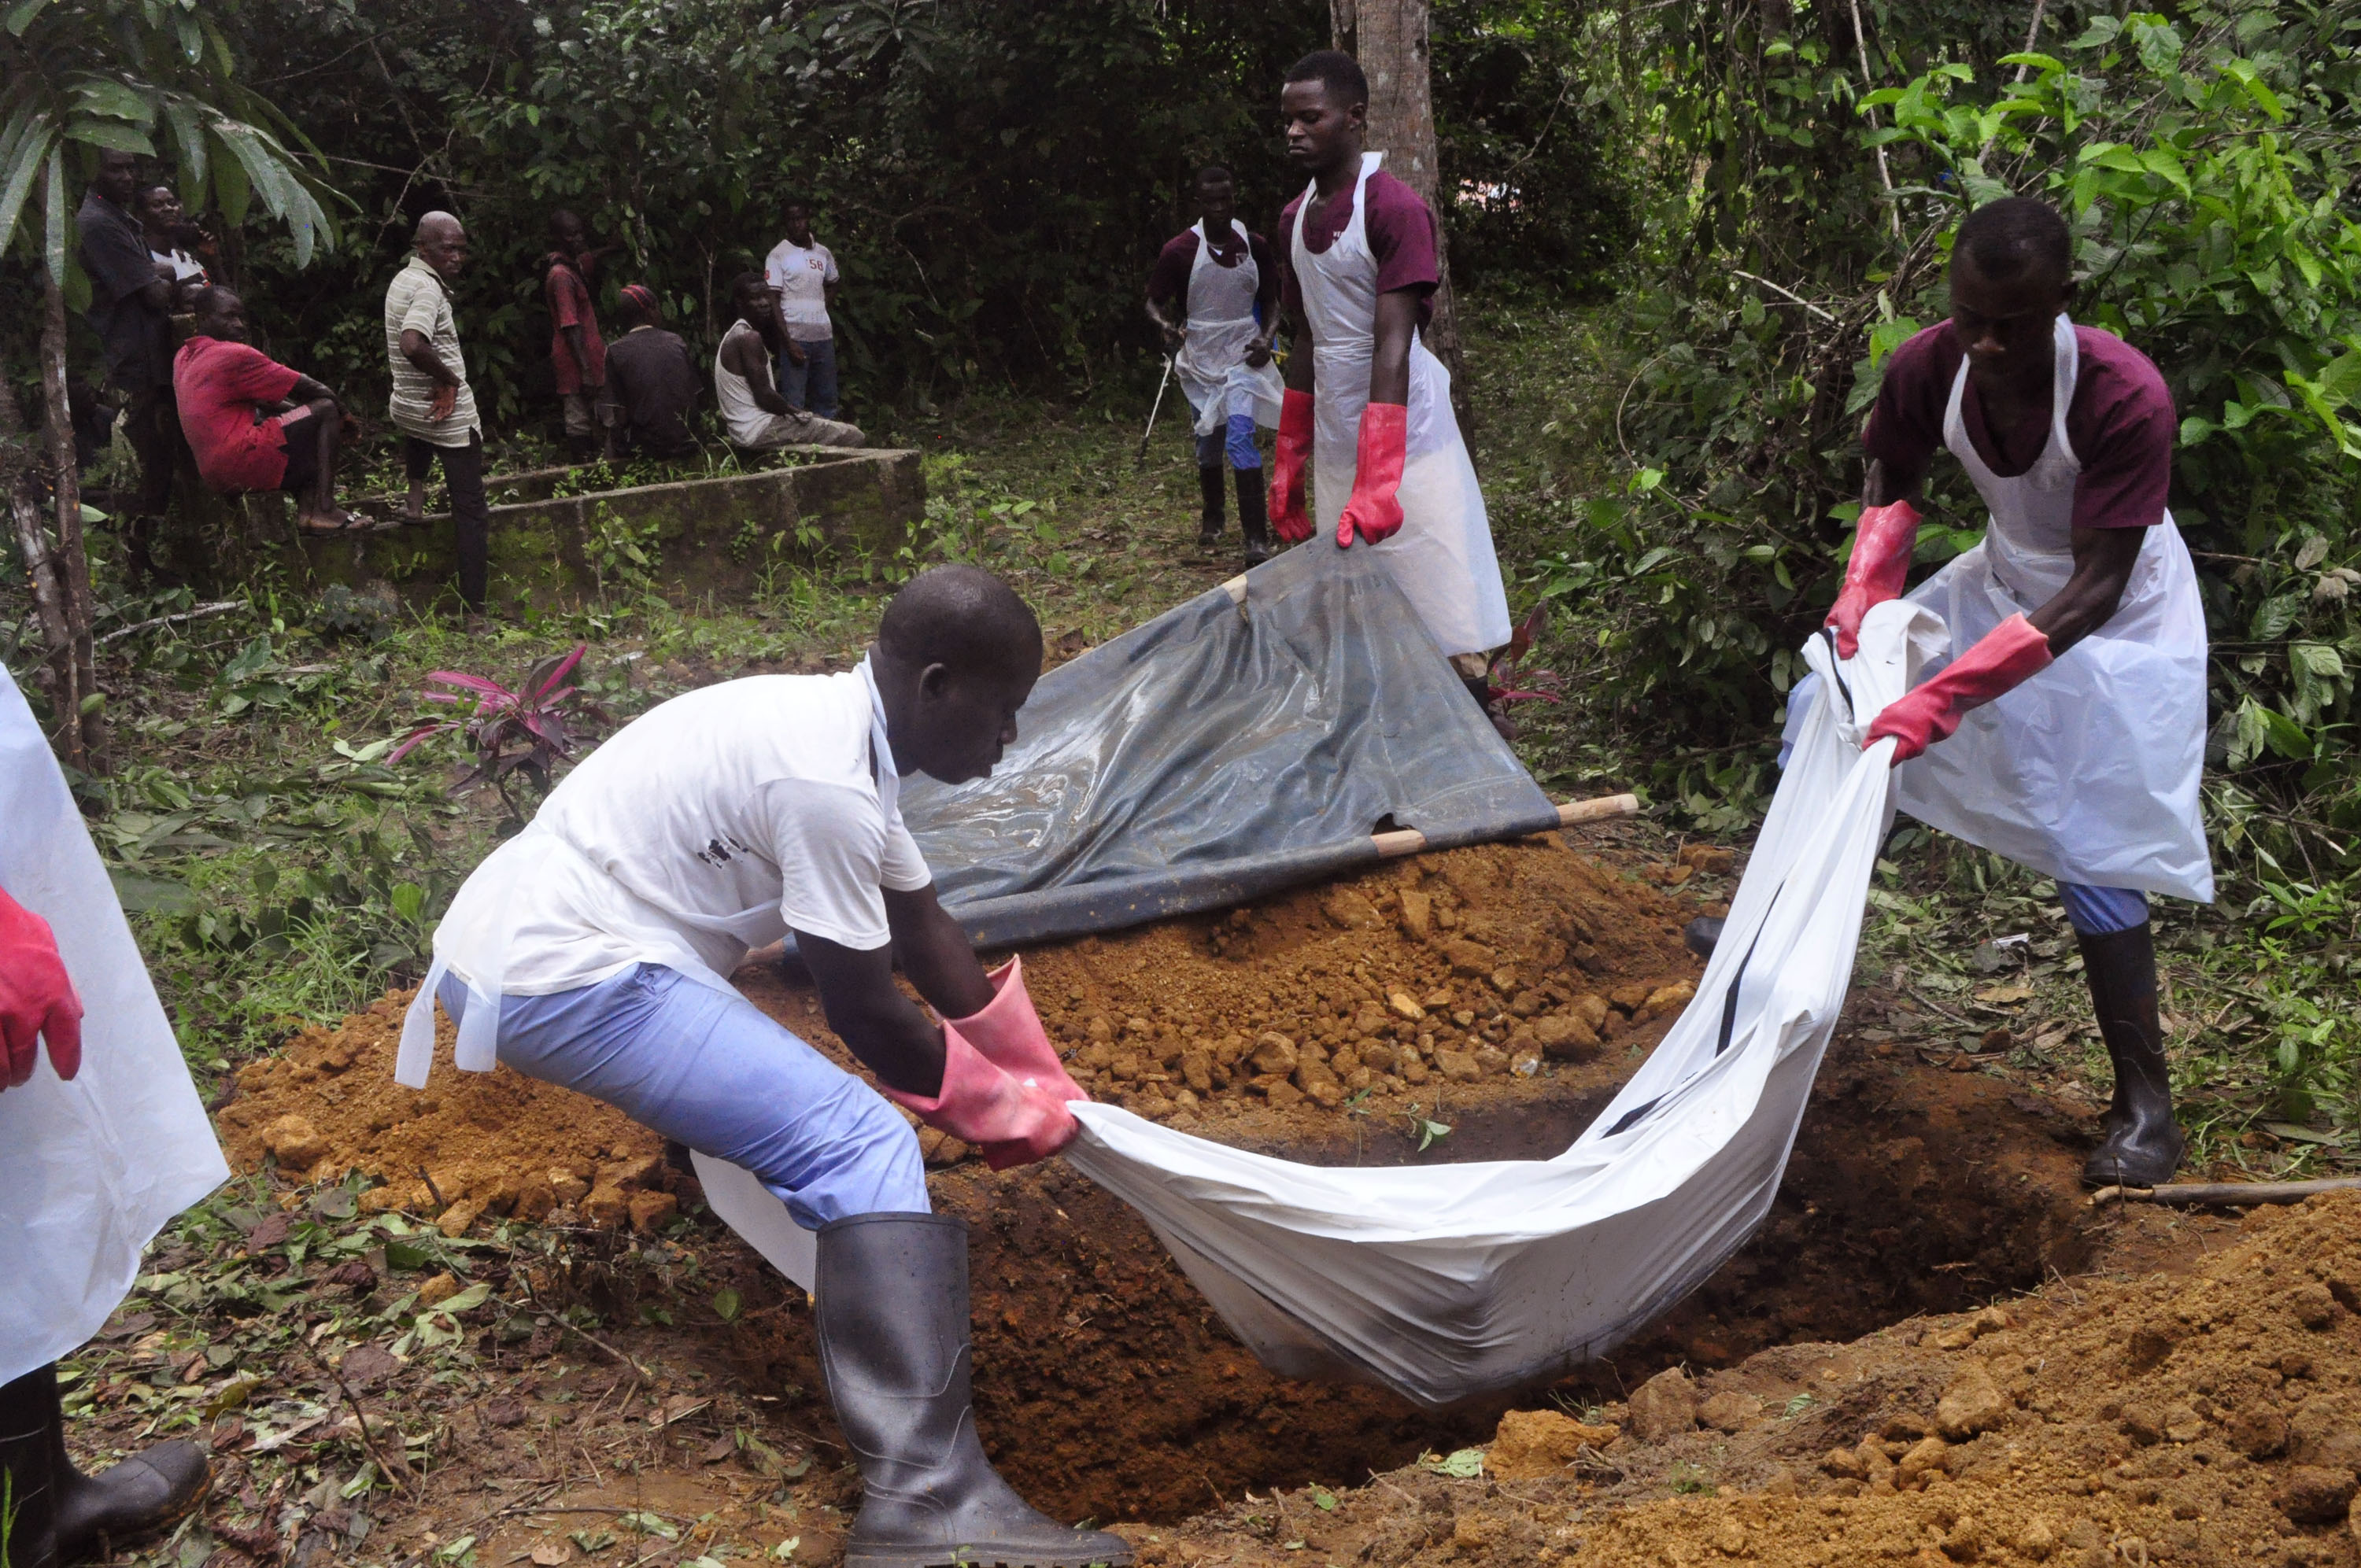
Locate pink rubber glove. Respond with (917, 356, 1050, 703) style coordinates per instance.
(0, 886, 83, 1091)
(881, 1021, 1077, 1171)
(1269, 389, 1315, 544)
(1826, 500, 1921, 659)
(1336, 401, 1407, 548)
(946, 955, 1087, 1105)
(1865, 613, 2054, 763)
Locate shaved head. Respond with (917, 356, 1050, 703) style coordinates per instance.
(872, 566, 1043, 784)
(415, 209, 469, 280)
(878, 566, 1042, 677)
(416, 210, 463, 243)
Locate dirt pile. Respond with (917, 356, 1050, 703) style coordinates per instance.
(1141, 1190, 2361, 1566)
(215, 836, 1699, 1220)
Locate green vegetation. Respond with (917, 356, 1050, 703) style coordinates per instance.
(3, 0, 2357, 1175)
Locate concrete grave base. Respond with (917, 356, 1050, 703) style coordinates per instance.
(220, 446, 926, 611)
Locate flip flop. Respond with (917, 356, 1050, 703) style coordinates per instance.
(296, 509, 386, 537)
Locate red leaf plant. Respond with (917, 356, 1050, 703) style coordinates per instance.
(390, 644, 608, 821)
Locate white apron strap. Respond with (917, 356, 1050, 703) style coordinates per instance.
(394, 829, 552, 1089)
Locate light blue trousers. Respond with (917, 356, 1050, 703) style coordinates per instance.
(437, 963, 928, 1229)
(1779, 672, 2149, 936)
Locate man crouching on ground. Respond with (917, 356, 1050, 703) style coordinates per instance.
(397, 565, 1128, 1568)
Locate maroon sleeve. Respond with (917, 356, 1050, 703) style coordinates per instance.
(1277, 194, 1305, 315)
(1362, 172, 1439, 300)
(2066, 329, 2174, 529)
(1862, 323, 1960, 477)
(1146, 232, 1197, 304)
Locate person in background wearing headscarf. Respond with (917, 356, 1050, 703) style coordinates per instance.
(600, 285, 704, 461)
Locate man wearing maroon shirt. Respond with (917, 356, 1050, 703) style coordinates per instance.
(1145, 166, 1281, 560)
(172, 287, 368, 536)
(544, 209, 614, 461)
(1726, 198, 2210, 1187)
(1268, 50, 1512, 727)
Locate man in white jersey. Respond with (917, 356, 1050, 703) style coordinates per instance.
(401, 566, 1128, 1568)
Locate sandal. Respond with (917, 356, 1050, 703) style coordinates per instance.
(296, 509, 386, 537)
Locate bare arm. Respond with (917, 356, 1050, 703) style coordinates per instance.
(1144, 288, 1184, 349)
(723, 330, 793, 416)
(2029, 526, 2145, 655)
(796, 931, 946, 1097)
(1280, 298, 1314, 394)
(398, 328, 460, 387)
(1368, 288, 1418, 406)
(289, 374, 339, 408)
(882, 884, 994, 1017)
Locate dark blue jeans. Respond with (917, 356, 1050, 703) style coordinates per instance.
(778, 337, 840, 419)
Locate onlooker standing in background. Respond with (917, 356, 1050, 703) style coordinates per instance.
(763, 200, 844, 419)
(543, 209, 612, 461)
(136, 185, 212, 290)
(76, 149, 177, 583)
(599, 285, 704, 461)
(386, 211, 493, 625)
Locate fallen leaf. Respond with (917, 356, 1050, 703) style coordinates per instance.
(530, 1544, 570, 1566)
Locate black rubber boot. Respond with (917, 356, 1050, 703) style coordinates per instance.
(1683, 917, 1724, 961)
(817, 1214, 1133, 1568)
(3, 1365, 62, 1568)
(2078, 922, 2185, 1188)
(1195, 466, 1225, 551)
(1236, 467, 1273, 565)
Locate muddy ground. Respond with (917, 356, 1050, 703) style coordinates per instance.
(62, 831, 2361, 1568)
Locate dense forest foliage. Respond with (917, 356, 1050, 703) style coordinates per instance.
(4, 0, 2356, 886)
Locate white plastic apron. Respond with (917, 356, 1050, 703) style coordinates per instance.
(1174, 220, 1282, 437)
(1896, 315, 2213, 902)
(1292, 151, 1510, 658)
(394, 659, 907, 1289)
(1, 670, 228, 1385)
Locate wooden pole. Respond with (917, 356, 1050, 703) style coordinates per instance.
(1371, 795, 1639, 858)
(2089, 1177, 2361, 1208)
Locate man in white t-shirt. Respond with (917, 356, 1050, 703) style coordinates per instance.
(762, 199, 844, 419)
(400, 566, 1129, 1568)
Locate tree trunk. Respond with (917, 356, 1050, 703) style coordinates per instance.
(1330, 0, 1470, 432)
(37, 239, 104, 769)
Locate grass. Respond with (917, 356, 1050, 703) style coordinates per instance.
(9, 285, 2355, 1171)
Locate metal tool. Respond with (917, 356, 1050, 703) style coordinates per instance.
(1136, 352, 1175, 467)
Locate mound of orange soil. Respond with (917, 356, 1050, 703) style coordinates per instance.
(214, 835, 1701, 1225)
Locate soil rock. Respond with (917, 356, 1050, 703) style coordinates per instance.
(1697, 1391, 1761, 1433)
(1935, 1364, 2012, 1440)
(1443, 938, 1496, 976)
(1486, 1409, 1618, 1480)
(1628, 1367, 1698, 1443)
(1532, 1013, 1599, 1061)
(2274, 1465, 2359, 1525)
(261, 1113, 329, 1171)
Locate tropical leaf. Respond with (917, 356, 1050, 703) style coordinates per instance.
(65, 116, 156, 154)
(162, 97, 205, 190)
(2, 0, 54, 37)
(68, 77, 156, 127)
(0, 120, 53, 253)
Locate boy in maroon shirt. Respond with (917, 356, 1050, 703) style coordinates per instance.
(544, 209, 614, 460)
(172, 286, 368, 535)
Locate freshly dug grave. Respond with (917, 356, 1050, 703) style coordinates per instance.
(1136, 1191, 2361, 1568)
(215, 833, 1703, 1211)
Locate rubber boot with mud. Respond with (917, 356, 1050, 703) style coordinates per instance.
(3, 1363, 209, 1566)
(1236, 467, 1273, 566)
(817, 1213, 1134, 1568)
(3, 1364, 63, 1568)
(2078, 921, 2185, 1189)
(1683, 917, 1724, 961)
(1195, 465, 1226, 551)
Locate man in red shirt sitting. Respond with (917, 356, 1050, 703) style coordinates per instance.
(173, 286, 369, 536)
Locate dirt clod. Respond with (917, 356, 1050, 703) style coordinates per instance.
(1628, 1366, 1698, 1443)
(1486, 1409, 1618, 1480)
